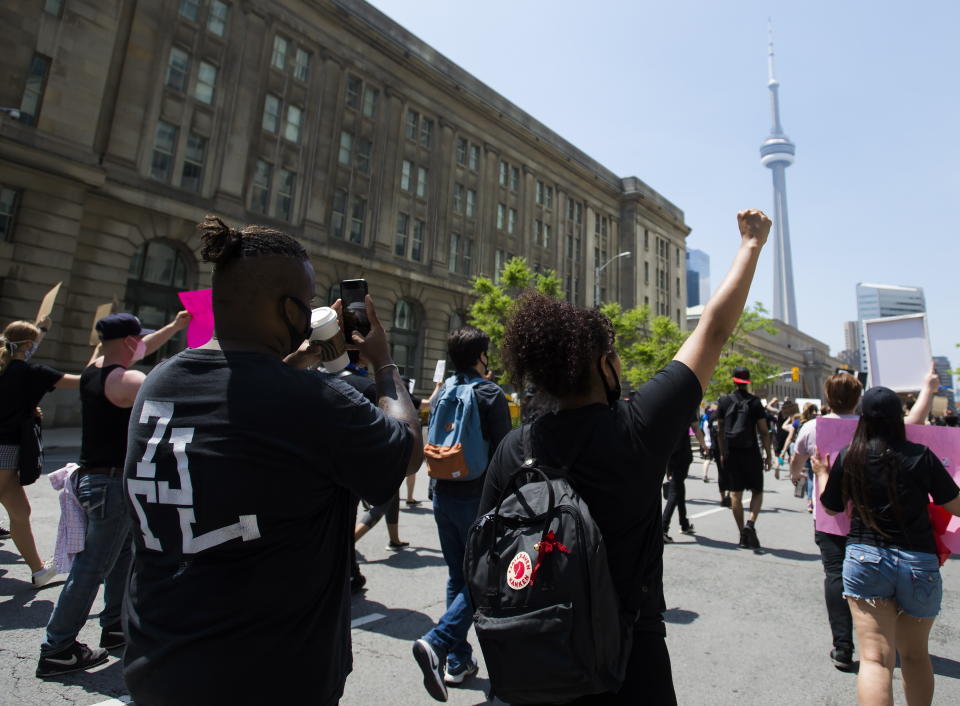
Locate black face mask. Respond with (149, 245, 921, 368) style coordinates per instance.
(598, 356, 621, 407)
(282, 296, 313, 356)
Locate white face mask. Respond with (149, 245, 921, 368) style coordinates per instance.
(128, 338, 147, 364)
(22, 342, 38, 361)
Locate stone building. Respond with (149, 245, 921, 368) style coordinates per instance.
(687, 306, 844, 403)
(0, 0, 689, 425)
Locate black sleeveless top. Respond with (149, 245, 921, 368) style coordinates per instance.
(79, 364, 132, 469)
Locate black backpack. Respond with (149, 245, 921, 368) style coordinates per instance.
(724, 392, 758, 449)
(464, 426, 633, 704)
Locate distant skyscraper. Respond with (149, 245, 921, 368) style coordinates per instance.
(933, 356, 955, 413)
(855, 282, 926, 369)
(760, 26, 798, 328)
(686, 249, 710, 306)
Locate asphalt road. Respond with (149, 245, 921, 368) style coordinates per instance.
(2, 448, 959, 705)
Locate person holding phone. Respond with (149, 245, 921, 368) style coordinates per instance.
(120, 217, 422, 704)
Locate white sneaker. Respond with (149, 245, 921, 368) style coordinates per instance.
(444, 655, 479, 686)
(32, 563, 57, 589)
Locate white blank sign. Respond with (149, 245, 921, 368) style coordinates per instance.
(863, 314, 931, 392)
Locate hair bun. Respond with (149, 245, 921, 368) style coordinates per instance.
(198, 215, 242, 264)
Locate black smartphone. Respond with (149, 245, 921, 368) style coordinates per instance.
(340, 279, 370, 337)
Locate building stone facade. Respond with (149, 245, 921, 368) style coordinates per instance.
(0, 0, 689, 425)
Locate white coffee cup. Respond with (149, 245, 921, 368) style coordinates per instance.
(310, 307, 349, 372)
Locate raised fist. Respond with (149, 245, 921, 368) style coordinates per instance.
(737, 209, 772, 247)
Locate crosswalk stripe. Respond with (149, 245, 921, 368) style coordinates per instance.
(351, 612, 386, 628)
(688, 507, 727, 520)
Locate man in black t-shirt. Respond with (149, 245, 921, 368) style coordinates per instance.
(121, 218, 421, 705)
(715, 367, 772, 550)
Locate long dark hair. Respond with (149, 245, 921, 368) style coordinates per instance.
(841, 414, 907, 537)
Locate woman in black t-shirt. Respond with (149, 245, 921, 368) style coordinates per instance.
(476, 209, 772, 704)
(815, 386, 960, 706)
(0, 319, 83, 588)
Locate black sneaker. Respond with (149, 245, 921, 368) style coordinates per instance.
(681, 524, 695, 535)
(831, 647, 854, 672)
(0, 526, 11, 540)
(36, 642, 108, 678)
(721, 495, 731, 508)
(413, 638, 448, 702)
(350, 573, 367, 595)
(663, 532, 674, 544)
(745, 526, 761, 550)
(99, 621, 125, 650)
(738, 529, 750, 548)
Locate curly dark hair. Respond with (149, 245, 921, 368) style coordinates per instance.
(198, 215, 306, 268)
(503, 293, 615, 398)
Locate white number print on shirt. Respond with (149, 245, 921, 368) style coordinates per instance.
(127, 400, 261, 553)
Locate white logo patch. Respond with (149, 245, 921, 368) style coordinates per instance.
(506, 551, 533, 590)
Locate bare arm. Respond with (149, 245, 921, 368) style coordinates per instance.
(789, 450, 808, 483)
(353, 295, 423, 476)
(674, 210, 771, 392)
(757, 417, 772, 470)
(104, 368, 147, 408)
(905, 363, 939, 425)
(54, 374, 81, 390)
(143, 311, 192, 356)
(943, 496, 960, 518)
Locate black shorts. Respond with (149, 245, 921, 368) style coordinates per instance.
(724, 446, 764, 492)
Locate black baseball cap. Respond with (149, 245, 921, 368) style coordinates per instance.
(861, 386, 903, 420)
(732, 366, 751, 384)
(95, 313, 154, 341)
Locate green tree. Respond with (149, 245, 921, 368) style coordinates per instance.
(468, 257, 561, 376)
(705, 302, 779, 401)
(601, 302, 688, 391)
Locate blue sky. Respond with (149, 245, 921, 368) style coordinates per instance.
(367, 0, 958, 369)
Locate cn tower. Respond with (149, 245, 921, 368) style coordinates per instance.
(759, 27, 798, 327)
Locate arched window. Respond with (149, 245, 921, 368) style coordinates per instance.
(126, 240, 194, 364)
(391, 299, 420, 379)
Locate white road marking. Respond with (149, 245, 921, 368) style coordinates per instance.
(351, 612, 386, 628)
(88, 698, 131, 706)
(688, 507, 727, 520)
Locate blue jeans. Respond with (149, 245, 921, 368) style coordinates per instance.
(842, 543, 943, 619)
(42, 473, 132, 653)
(423, 491, 480, 672)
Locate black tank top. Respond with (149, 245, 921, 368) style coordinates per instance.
(79, 364, 133, 469)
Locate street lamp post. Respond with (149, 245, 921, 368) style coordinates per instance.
(594, 251, 631, 308)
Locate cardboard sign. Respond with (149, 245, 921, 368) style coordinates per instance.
(932, 396, 949, 417)
(177, 289, 214, 348)
(433, 359, 446, 383)
(88, 301, 116, 346)
(36, 282, 62, 322)
(863, 314, 932, 392)
(815, 417, 960, 555)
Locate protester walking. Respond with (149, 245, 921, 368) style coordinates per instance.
(413, 326, 511, 701)
(790, 374, 861, 671)
(715, 367, 772, 550)
(662, 410, 706, 542)
(0, 318, 90, 588)
(35, 310, 189, 678)
(469, 209, 770, 704)
(815, 385, 960, 706)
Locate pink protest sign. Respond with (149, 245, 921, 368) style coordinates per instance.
(815, 417, 960, 553)
(177, 289, 214, 348)
(813, 417, 859, 535)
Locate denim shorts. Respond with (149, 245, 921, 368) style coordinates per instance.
(842, 543, 942, 619)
